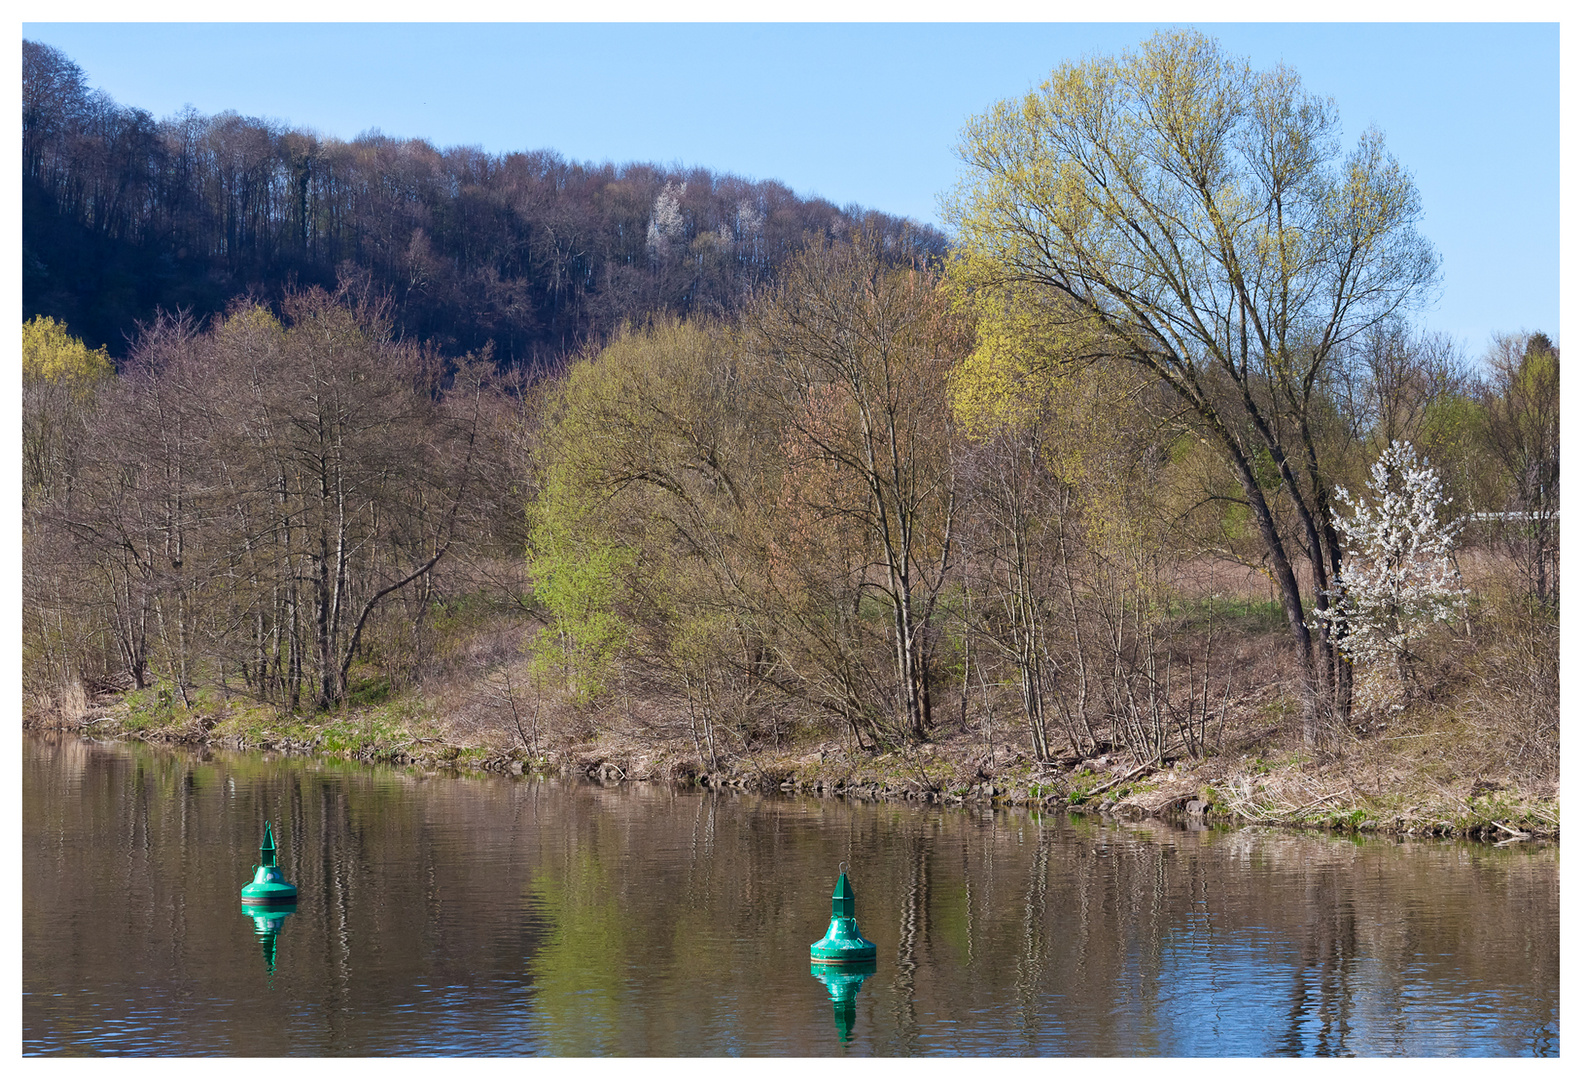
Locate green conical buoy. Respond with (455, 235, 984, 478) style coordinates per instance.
(810, 868, 876, 963)
(241, 821, 297, 905)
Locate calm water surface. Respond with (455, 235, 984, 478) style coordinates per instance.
(22, 734, 1558, 1056)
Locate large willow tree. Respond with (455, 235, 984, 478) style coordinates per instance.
(946, 30, 1439, 740)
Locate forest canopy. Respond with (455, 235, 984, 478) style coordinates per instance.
(22, 39, 944, 368)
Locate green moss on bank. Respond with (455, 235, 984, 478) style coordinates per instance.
(40, 681, 1558, 844)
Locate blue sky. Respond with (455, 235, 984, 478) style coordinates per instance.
(20, 17, 1561, 354)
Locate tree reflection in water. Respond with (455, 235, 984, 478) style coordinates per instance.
(23, 736, 1559, 1056)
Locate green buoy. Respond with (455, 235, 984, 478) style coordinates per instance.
(810, 866, 876, 964)
(241, 821, 297, 905)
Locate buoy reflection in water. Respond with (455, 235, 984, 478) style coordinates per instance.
(243, 901, 296, 981)
(811, 959, 876, 1043)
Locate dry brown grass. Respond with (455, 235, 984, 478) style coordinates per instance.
(23, 676, 92, 729)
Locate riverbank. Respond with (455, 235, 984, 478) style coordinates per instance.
(33, 679, 1557, 844)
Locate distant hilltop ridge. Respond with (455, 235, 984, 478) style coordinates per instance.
(23, 39, 944, 369)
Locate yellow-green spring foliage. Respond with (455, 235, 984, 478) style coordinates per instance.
(23, 315, 113, 391)
(23, 316, 115, 499)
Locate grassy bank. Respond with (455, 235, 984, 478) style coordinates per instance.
(35, 668, 1557, 845)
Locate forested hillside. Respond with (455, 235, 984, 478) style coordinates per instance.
(22, 40, 941, 367)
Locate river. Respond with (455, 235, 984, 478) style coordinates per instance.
(22, 734, 1558, 1056)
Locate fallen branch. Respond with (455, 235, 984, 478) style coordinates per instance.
(1086, 756, 1162, 799)
(1286, 790, 1350, 814)
(1528, 806, 1558, 827)
(1216, 785, 1350, 823)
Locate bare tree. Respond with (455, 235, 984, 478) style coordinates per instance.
(1479, 332, 1559, 607)
(746, 232, 968, 742)
(33, 290, 497, 713)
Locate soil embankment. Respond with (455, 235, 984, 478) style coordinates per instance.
(37, 687, 1557, 845)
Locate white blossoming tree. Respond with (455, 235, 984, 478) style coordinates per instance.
(645, 181, 687, 259)
(1313, 441, 1467, 718)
